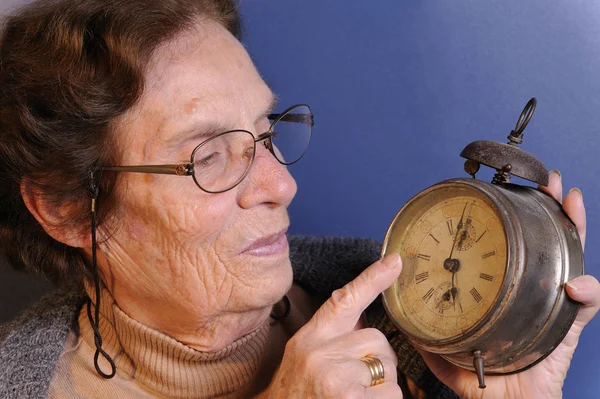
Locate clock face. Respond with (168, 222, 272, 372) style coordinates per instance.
(384, 186, 508, 341)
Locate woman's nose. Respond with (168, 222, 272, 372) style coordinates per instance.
(237, 142, 297, 209)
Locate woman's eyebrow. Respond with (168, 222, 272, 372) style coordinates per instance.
(167, 121, 231, 146)
(167, 95, 280, 146)
(263, 95, 279, 119)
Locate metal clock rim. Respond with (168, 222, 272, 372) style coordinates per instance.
(381, 178, 525, 350)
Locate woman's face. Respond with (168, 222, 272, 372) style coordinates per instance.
(98, 20, 297, 342)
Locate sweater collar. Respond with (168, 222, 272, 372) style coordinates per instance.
(82, 281, 270, 398)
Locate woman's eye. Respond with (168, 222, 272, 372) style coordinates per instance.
(196, 152, 220, 167)
(242, 147, 254, 160)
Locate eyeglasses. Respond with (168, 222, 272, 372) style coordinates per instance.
(86, 104, 313, 379)
(100, 104, 313, 193)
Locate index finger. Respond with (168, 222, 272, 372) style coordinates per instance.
(563, 188, 586, 250)
(306, 253, 402, 338)
(538, 170, 563, 203)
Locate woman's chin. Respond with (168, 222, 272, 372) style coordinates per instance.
(251, 256, 294, 305)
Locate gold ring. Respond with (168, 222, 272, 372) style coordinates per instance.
(359, 355, 385, 386)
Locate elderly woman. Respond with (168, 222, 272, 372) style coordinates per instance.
(0, 0, 598, 398)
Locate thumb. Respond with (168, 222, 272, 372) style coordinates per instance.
(566, 275, 600, 328)
(306, 252, 402, 339)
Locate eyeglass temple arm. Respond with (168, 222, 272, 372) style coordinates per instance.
(101, 164, 193, 176)
(268, 113, 314, 126)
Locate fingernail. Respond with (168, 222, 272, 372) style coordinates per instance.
(566, 281, 578, 291)
(382, 252, 401, 269)
(569, 187, 583, 199)
(550, 169, 562, 181)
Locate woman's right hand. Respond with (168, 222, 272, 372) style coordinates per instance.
(261, 253, 404, 398)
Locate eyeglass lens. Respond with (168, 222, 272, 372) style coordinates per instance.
(271, 104, 312, 165)
(191, 104, 312, 193)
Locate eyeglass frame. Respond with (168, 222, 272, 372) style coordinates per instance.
(99, 103, 314, 194)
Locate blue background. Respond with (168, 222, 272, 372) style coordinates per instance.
(0, 0, 598, 397)
(240, 1, 600, 397)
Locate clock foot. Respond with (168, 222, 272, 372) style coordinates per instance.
(473, 350, 486, 389)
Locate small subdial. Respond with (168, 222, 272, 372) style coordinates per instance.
(433, 281, 454, 314)
(456, 219, 477, 252)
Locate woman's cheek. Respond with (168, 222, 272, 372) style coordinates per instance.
(127, 219, 149, 241)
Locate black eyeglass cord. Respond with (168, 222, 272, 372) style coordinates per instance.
(87, 172, 116, 379)
(85, 172, 289, 377)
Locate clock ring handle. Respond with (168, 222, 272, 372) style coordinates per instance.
(509, 97, 537, 147)
(459, 97, 548, 185)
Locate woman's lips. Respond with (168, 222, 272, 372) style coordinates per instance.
(242, 230, 289, 256)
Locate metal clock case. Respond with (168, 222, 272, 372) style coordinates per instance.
(381, 98, 584, 388)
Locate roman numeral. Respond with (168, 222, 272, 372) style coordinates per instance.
(447, 220, 454, 236)
(459, 302, 464, 313)
(482, 251, 496, 259)
(467, 203, 476, 217)
(429, 233, 440, 244)
(415, 271, 429, 284)
(470, 287, 483, 303)
(476, 230, 487, 243)
(422, 288, 435, 303)
(480, 273, 494, 282)
(417, 253, 431, 261)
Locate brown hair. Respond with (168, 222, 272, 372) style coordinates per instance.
(0, 0, 241, 285)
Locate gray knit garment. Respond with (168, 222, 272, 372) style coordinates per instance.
(0, 235, 457, 398)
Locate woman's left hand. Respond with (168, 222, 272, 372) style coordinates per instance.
(419, 170, 600, 399)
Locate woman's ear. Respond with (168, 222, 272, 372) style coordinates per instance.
(20, 179, 89, 248)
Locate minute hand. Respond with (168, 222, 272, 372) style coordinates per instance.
(449, 202, 469, 259)
(448, 202, 469, 308)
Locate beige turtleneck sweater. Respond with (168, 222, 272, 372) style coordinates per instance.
(47, 282, 323, 398)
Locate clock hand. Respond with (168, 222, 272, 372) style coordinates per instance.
(452, 217, 472, 309)
(456, 217, 472, 251)
(440, 283, 460, 311)
(451, 219, 472, 308)
(449, 202, 469, 260)
(444, 203, 469, 303)
(452, 272, 457, 308)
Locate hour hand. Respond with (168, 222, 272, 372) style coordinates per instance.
(450, 286, 458, 302)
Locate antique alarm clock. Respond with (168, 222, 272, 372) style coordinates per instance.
(381, 98, 584, 389)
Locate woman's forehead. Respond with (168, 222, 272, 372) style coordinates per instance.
(118, 20, 272, 155)
(146, 21, 268, 108)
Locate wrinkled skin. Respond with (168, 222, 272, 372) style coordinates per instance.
(259, 253, 405, 398)
(260, 171, 599, 399)
(24, 17, 599, 398)
(91, 21, 298, 351)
